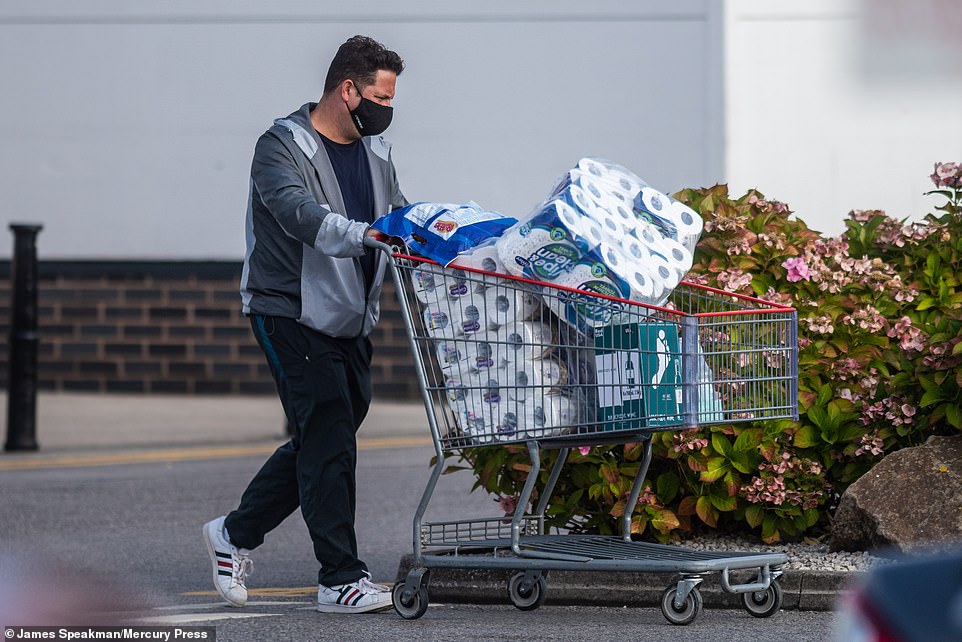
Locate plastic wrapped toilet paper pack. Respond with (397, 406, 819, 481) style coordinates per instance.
(498, 157, 704, 325)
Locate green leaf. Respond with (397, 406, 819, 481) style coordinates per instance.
(709, 491, 738, 512)
(712, 432, 733, 457)
(733, 428, 762, 452)
(946, 404, 962, 429)
(696, 496, 718, 527)
(729, 451, 755, 475)
(920, 389, 945, 407)
(761, 515, 778, 541)
(656, 472, 680, 504)
(700, 457, 729, 483)
(745, 505, 764, 528)
(794, 424, 820, 448)
(808, 406, 828, 430)
(650, 508, 681, 534)
(817, 384, 833, 406)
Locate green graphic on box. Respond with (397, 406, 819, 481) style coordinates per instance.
(593, 322, 683, 430)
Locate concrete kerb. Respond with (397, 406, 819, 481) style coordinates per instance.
(395, 555, 855, 612)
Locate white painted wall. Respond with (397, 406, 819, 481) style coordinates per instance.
(5, 1, 955, 258)
(0, 1, 723, 259)
(724, 0, 962, 236)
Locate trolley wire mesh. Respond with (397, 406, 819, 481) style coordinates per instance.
(394, 254, 798, 451)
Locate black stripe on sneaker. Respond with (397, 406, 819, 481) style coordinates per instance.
(348, 589, 363, 606)
(218, 570, 232, 577)
(215, 551, 232, 559)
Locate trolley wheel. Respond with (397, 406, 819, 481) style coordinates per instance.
(392, 580, 429, 620)
(742, 580, 783, 618)
(660, 585, 703, 626)
(508, 572, 547, 611)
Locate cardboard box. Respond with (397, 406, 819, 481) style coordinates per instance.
(593, 321, 683, 430)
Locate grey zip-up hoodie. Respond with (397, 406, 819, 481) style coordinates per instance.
(240, 103, 408, 337)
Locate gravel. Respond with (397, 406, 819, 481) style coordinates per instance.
(678, 533, 890, 572)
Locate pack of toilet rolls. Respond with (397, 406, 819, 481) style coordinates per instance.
(494, 158, 703, 332)
(414, 253, 588, 443)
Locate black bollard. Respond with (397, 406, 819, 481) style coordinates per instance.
(5, 223, 43, 452)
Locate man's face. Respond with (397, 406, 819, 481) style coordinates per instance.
(349, 69, 397, 109)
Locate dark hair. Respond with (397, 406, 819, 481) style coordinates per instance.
(323, 35, 404, 94)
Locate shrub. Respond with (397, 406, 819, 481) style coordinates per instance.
(459, 163, 962, 544)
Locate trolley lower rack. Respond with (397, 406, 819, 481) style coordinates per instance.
(393, 440, 788, 625)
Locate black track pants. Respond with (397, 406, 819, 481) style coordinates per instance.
(225, 315, 373, 587)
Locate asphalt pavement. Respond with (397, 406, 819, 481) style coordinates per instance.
(0, 392, 845, 639)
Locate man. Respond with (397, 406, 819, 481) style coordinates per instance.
(203, 35, 407, 614)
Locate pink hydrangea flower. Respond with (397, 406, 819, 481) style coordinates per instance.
(496, 495, 517, 515)
(782, 257, 810, 282)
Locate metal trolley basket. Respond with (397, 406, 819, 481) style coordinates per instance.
(371, 239, 799, 625)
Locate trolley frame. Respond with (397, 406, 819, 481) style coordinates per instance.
(371, 239, 798, 624)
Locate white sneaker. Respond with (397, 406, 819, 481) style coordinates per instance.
(317, 576, 392, 613)
(203, 516, 253, 607)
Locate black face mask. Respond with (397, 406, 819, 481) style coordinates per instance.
(349, 92, 393, 137)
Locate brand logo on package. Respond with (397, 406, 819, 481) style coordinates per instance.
(430, 217, 459, 240)
(558, 281, 623, 325)
(524, 243, 580, 280)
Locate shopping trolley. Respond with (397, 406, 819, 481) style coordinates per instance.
(368, 238, 799, 625)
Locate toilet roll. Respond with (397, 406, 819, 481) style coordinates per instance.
(450, 243, 504, 274)
(450, 244, 505, 294)
(633, 188, 704, 254)
(501, 321, 556, 362)
(422, 298, 484, 339)
(575, 157, 647, 193)
(504, 357, 568, 401)
(483, 287, 542, 328)
(437, 339, 503, 375)
(644, 236, 692, 280)
(414, 265, 469, 304)
(435, 340, 465, 370)
(554, 199, 607, 252)
(444, 376, 470, 403)
(455, 378, 523, 442)
(518, 394, 578, 439)
(495, 223, 583, 281)
(662, 199, 705, 254)
(623, 267, 661, 305)
(422, 307, 459, 340)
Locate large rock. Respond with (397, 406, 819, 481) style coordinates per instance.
(831, 434, 962, 552)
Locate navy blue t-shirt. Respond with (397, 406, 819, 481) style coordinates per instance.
(318, 134, 376, 292)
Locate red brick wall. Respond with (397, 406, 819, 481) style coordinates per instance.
(0, 261, 419, 399)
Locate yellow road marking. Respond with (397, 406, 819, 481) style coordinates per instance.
(0, 435, 431, 471)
